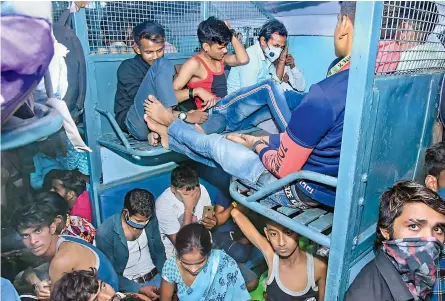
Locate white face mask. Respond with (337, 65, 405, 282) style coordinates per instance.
(264, 45, 283, 63)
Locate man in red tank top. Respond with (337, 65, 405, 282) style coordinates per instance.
(173, 17, 249, 134)
(174, 17, 249, 111)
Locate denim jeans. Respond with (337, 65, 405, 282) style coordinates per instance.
(212, 230, 252, 263)
(212, 79, 292, 132)
(168, 119, 291, 206)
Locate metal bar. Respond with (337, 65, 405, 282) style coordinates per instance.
(242, 171, 337, 204)
(327, 2, 384, 301)
(201, 1, 209, 20)
(229, 181, 331, 247)
(95, 108, 132, 150)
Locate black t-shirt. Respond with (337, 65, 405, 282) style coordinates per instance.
(114, 55, 150, 131)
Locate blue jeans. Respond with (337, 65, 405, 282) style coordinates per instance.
(212, 79, 294, 132)
(212, 230, 252, 263)
(167, 119, 291, 206)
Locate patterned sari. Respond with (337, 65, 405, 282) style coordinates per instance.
(162, 249, 250, 301)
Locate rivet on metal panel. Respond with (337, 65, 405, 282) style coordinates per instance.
(353, 236, 358, 246)
(361, 174, 368, 183)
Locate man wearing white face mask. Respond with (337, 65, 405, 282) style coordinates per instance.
(227, 20, 306, 116)
(227, 20, 288, 94)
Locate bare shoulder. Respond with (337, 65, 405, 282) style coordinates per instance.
(183, 56, 201, 70)
(313, 254, 328, 279)
(49, 249, 76, 279)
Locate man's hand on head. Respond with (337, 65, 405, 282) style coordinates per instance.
(285, 54, 296, 69)
(279, 45, 288, 63)
(181, 187, 201, 211)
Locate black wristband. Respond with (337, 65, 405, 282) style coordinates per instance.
(189, 88, 194, 100)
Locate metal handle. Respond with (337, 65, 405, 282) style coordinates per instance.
(95, 107, 132, 150)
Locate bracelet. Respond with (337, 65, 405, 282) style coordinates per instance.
(189, 88, 194, 100)
(251, 139, 267, 152)
(184, 207, 195, 215)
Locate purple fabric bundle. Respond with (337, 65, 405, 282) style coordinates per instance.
(1, 15, 54, 123)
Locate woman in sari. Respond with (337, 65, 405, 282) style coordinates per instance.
(160, 223, 251, 301)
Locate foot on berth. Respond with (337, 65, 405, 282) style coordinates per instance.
(144, 114, 170, 149)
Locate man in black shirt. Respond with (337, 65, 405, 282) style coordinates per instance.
(345, 181, 445, 301)
(115, 21, 207, 142)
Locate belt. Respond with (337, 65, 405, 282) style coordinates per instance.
(283, 184, 310, 210)
(134, 268, 158, 284)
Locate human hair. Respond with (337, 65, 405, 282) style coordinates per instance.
(258, 19, 288, 42)
(123, 188, 155, 217)
(14, 192, 66, 232)
(171, 165, 199, 191)
(49, 268, 99, 301)
(133, 20, 165, 46)
(36, 192, 69, 216)
(375, 180, 445, 247)
(339, 1, 357, 24)
(381, 1, 439, 41)
(197, 16, 232, 46)
(175, 223, 212, 258)
(425, 142, 445, 178)
(43, 169, 87, 197)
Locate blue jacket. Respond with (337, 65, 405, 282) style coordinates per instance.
(96, 213, 166, 293)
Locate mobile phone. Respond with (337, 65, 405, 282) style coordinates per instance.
(202, 205, 214, 219)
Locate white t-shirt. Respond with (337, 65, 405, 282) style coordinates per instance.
(155, 184, 211, 258)
(122, 229, 156, 280)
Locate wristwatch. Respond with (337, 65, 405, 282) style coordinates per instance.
(251, 139, 267, 151)
(179, 112, 187, 121)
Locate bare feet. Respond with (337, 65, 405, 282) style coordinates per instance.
(144, 114, 170, 149)
(147, 132, 160, 147)
(144, 95, 175, 127)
